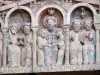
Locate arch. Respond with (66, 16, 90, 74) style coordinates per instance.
(35, 4, 67, 26)
(5, 6, 35, 28)
(67, 3, 97, 24)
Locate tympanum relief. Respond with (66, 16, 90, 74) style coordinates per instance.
(0, 2, 98, 73)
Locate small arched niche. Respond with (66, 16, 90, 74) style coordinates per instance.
(8, 9, 31, 27)
(71, 6, 93, 23)
(39, 8, 63, 28)
(70, 6, 96, 65)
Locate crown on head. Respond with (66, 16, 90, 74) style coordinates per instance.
(48, 8, 55, 15)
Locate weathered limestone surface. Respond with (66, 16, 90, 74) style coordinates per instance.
(0, 0, 99, 74)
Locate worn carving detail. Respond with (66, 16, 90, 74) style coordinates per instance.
(70, 7, 95, 65)
(37, 8, 65, 66)
(8, 22, 21, 67)
(70, 17, 83, 65)
(82, 17, 95, 64)
(0, 0, 99, 74)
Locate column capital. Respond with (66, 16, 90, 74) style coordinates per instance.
(63, 24, 71, 32)
(31, 26, 39, 32)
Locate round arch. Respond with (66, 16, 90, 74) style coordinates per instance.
(5, 6, 35, 28)
(35, 4, 67, 26)
(67, 3, 97, 24)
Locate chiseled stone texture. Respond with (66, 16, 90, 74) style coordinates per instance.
(0, 0, 99, 74)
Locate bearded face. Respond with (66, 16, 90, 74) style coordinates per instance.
(73, 19, 81, 32)
(84, 20, 92, 31)
(23, 25, 31, 35)
(46, 19, 56, 32)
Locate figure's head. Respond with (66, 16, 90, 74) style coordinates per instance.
(84, 17, 93, 31)
(17, 35, 25, 46)
(10, 23, 20, 35)
(44, 16, 58, 32)
(23, 22, 31, 35)
(72, 17, 81, 32)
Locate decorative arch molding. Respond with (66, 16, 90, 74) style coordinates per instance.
(5, 6, 35, 28)
(67, 3, 97, 24)
(35, 4, 67, 26)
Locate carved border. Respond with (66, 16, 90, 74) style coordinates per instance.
(33, 64, 100, 73)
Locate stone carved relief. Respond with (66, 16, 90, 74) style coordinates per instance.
(0, 2, 98, 73)
(70, 17, 83, 65)
(22, 23, 33, 67)
(8, 22, 21, 67)
(7, 10, 32, 68)
(37, 8, 65, 66)
(37, 7, 95, 67)
(82, 17, 95, 64)
(70, 7, 95, 65)
(8, 22, 33, 68)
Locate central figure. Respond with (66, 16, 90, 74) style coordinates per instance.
(37, 8, 65, 66)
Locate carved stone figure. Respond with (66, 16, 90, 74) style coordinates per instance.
(44, 16, 59, 66)
(56, 28, 65, 65)
(8, 22, 21, 67)
(22, 23, 33, 67)
(82, 17, 95, 64)
(37, 28, 47, 66)
(37, 8, 64, 66)
(70, 17, 83, 65)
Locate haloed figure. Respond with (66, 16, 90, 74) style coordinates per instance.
(22, 23, 32, 67)
(8, 22, 21, 67)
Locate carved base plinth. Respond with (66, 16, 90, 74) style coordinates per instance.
(0, 67, 32, 74)
(0, 64, 100, 74)
(33, 64, 100, 73)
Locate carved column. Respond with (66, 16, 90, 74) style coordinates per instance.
(2, 28, 8, 67)
(94, 23, 100, 64)
(31, 27, 38, 66)
(63, 25, 70, 65)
